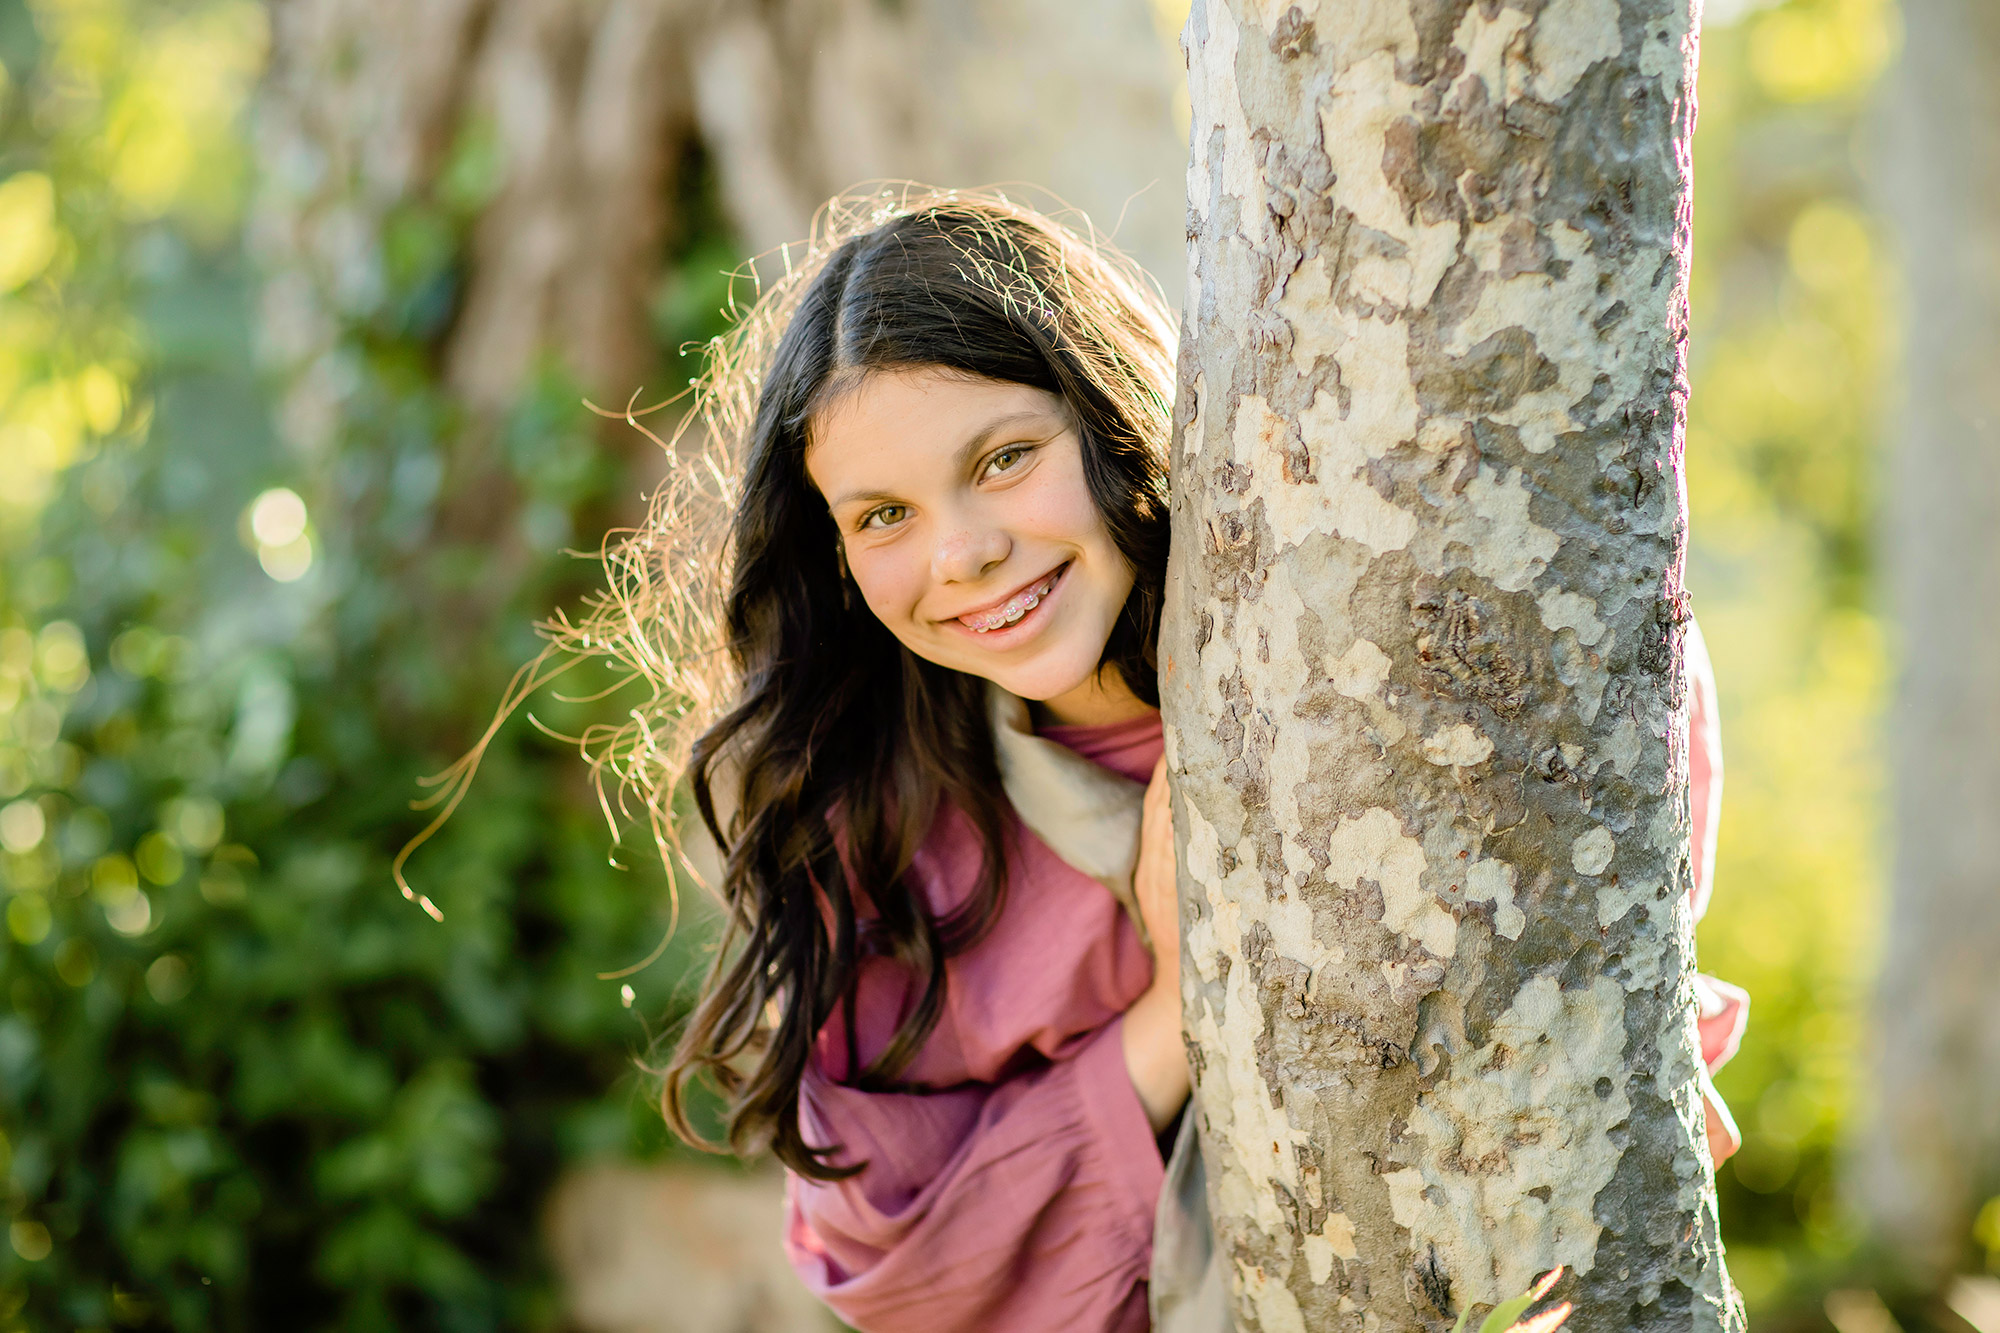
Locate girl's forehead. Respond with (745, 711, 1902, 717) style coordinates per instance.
(817, 366, 1048, 427)
(806, 369, 1066, 479)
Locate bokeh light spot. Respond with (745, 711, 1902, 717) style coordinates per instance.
(164, 795, 224, 853)
(248, 487, 308, 546)
(0, 798, 46, 852)
(77, 365, 126, 434)
(0, 172, 59, 292)
(146, 954, 191, 1003)
(36, 621, 90, 693)
(8, 1220, 51, 1263)
(6, 893, 51, 945)
(258, 533, 314, 582)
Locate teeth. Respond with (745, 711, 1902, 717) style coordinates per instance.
(964, 571, 1058, 632)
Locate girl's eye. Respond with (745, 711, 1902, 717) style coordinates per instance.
(862, 503, 908, 530)
(983, 445, 1032, 478)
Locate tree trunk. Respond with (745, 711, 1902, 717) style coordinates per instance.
(690, 0, 1188, 297)
(1162, 2, 1738, 1329)
(1857, 0, 2000, 1288)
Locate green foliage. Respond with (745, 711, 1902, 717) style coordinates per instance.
(0, 1, 730, 1329)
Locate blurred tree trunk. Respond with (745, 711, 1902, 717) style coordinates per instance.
(1859, 0, 2000, 1288)
(689, 0, 1189, 289)
(1163, 2, 1737, 1329)
(253, 0, 1184, 661)
(254, 0, 1185, 432)
(250, 0, 1182, 1326)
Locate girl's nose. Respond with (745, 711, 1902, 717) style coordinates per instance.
(931, 525, 1011, 584)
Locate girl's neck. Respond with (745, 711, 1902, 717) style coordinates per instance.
(1027, 668, 1157, 729)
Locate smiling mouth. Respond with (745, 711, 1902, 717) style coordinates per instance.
(957, 564, 1067, 634)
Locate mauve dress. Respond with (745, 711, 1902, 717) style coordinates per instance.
(783, 647, 1743, 1333)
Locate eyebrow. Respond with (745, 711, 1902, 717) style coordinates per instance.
(826, 408, 1064, 512)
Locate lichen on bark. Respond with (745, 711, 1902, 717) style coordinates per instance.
(1162, 2, 1739, 1329)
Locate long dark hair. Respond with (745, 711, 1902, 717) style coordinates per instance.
(667, 193, 1177, 1179)
(405, 189, 1176, 1180)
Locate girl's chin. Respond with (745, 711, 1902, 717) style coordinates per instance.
(908, 619, 1118, 707)
(990, 669, 1096, 706)
(977, 651, 1111, 710)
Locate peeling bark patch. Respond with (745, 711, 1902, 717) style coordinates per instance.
(1422, 723, 1495, 767)
(1305, 1211, 1361, 1281)
(1466, 856, 1525, 939)
(1329, 637, 1392, 698)
(1538, 587, 1610, 645)
(1419, 464, 1563, 592)
(1412, 582, 1528, 715)
(1243, 1262, 1311, 1333)
(1386, 976, 1631, 1305)
(1572, 825, 1616, 876)
(1327, 808, 1454, 958)
(1291, 389, 1421, 552)
(1529, 0, 1623, 101)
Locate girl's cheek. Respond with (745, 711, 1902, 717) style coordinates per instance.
(847, 550, 924, 629)
(1021, 451, 1102, 540)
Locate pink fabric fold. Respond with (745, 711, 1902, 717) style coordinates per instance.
(784, 723, 1163, 1333)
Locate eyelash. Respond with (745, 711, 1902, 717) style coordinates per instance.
(855, 444, 1037, 531)
(861, 503, 907, 530)
(983, 445, 1033, 478)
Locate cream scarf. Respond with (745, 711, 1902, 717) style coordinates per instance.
(984, 683, 1225, 1333)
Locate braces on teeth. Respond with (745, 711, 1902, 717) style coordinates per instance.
(964, 571, 1058, 633)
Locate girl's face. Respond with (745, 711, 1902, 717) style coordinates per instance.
(806, 367, 1147, 726)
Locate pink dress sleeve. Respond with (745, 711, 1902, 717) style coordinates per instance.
(786, 1018, 1159, 1333)
(1685, 620, 1749, 1076)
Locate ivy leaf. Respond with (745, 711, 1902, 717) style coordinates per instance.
(1451, 1266, 1569, 1333)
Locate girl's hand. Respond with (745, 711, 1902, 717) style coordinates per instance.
(1700, 1067, 1742, 1167)
(1123, 755, 1191, 1132)
(1135, 755, 1179, 992)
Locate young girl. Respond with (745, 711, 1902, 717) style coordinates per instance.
(558, 190, 1745, 1332)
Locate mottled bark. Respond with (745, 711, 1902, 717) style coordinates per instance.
(1162, 3, 1736, 1330)
(1858, 0, 2000, 1287)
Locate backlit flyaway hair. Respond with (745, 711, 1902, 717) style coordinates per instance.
(398, 184, 1178, 1177)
